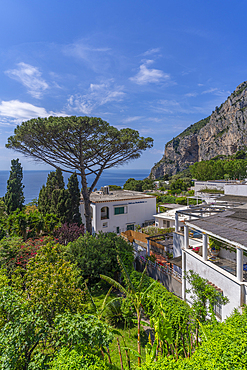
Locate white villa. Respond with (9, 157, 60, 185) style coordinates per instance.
(154, 205, 190, 230)
(80, 187, 156, 234)
(173, 203, 247, 321)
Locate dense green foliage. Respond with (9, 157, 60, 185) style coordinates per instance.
(66, 232, 134, 283)
(4, 159, 25, 214)
(50, 348, 116, 370)
(143, 282, 192, 354)
(38, 169, 80, 224)
(0, 283, 112, 369)
(22, 243, 86, 324)
(186, 270, 228, 338)
(169, 178, 192, 195)
(141, 307, 247, 369)
(190, 157, 247, 180)
(123, 178, 154, 192)
(109, 185, 122, 190)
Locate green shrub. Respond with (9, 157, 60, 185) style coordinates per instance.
(104, 299, 125, 328)
(141, 307, 247, 369)
(50, 349, 116, 370)
(66, 232, 134, 283)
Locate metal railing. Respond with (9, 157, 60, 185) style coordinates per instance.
(139, 256, 182, 281)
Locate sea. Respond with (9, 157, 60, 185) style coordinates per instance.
(0, 169, 150, 204)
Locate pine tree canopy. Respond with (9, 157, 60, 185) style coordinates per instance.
(6, 116, 153, 233)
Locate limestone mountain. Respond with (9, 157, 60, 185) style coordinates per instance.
(150, 81, 247, 179)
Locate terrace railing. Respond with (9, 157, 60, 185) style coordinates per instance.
(139, 255, 182, 282)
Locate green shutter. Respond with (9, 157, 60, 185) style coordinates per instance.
(114, 206, 124, 215)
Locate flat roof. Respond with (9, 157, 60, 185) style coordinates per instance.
(186, 208, 247, 250)
(85, 190, 156, 203)
(216, 195, 247, 203)
(159, 203, 183, 209)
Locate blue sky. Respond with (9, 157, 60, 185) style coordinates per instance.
(0, 0, 247, 171)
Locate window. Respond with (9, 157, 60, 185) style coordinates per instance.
(167, 221, 170, 228)
(101, 206, 109, 220)
(116, 227, 120, 234)
(114, 206, 125, 215)
(102, 222, 108, 228)
(213, 293, 223, 319)
(127, 224, 134, 231)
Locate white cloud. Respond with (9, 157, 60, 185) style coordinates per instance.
(142, 48, 161, 56)
(68, 80, 125, 115)
(201, 87, 230, 97)
(130, 60, 170, 85)
(65, 43, 110, 60)
(63, 41, 112, 72)
(5, 63, 49, 99)
(185, 92, 198, 97)
(122, 116, 143, 123)
(151, 148, 164, 155)
(155, 99, 181, 113)
(0, 100, 67, 124)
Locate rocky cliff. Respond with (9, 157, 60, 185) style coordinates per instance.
(150, 81, 247, 179)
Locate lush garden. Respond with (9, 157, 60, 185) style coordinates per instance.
(0, 160, 247, 369)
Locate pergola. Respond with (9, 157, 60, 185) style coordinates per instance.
(180, 208, 247, 282)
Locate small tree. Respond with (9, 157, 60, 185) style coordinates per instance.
(101, 258, 156, 366)
(23, 243, 86, 325)
(53, 222, 84, 245)
(6, 116, 153, 233)
(4, 159, 25, 214)
(186, 270, 229, 344)
(66, 232, 134, 283)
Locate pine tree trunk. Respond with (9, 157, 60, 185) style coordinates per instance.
(80, 170, 92, 234)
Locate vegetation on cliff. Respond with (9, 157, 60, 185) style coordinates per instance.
(150, 81, 247, 179)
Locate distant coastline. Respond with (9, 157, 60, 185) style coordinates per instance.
(0, 169, 150, 204)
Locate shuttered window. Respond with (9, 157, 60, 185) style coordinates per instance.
(114, 206, 125, 215)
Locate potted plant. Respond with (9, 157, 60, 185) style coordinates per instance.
(209, 237, 221, 257)
(192, 246, 200, 254)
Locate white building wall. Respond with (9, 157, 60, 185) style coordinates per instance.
(194, 180, 226, 196)
(173, 232, 184, 258)
(80, 197, 156, 234)
(184, 250, 245, 320)
(224, 184, 247, 196)
(155, 218, 176, 229)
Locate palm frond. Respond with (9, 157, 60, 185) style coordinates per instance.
(100, 274, 128, 297)
(100, 286, 112, 312)
(100, 297, 122, 318)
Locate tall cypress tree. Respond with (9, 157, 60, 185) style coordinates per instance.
(38, 168, 65, 215)
(51, 188, 72, 224)
(67, 173, 81, 224)
(5, 159, 25, 214)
